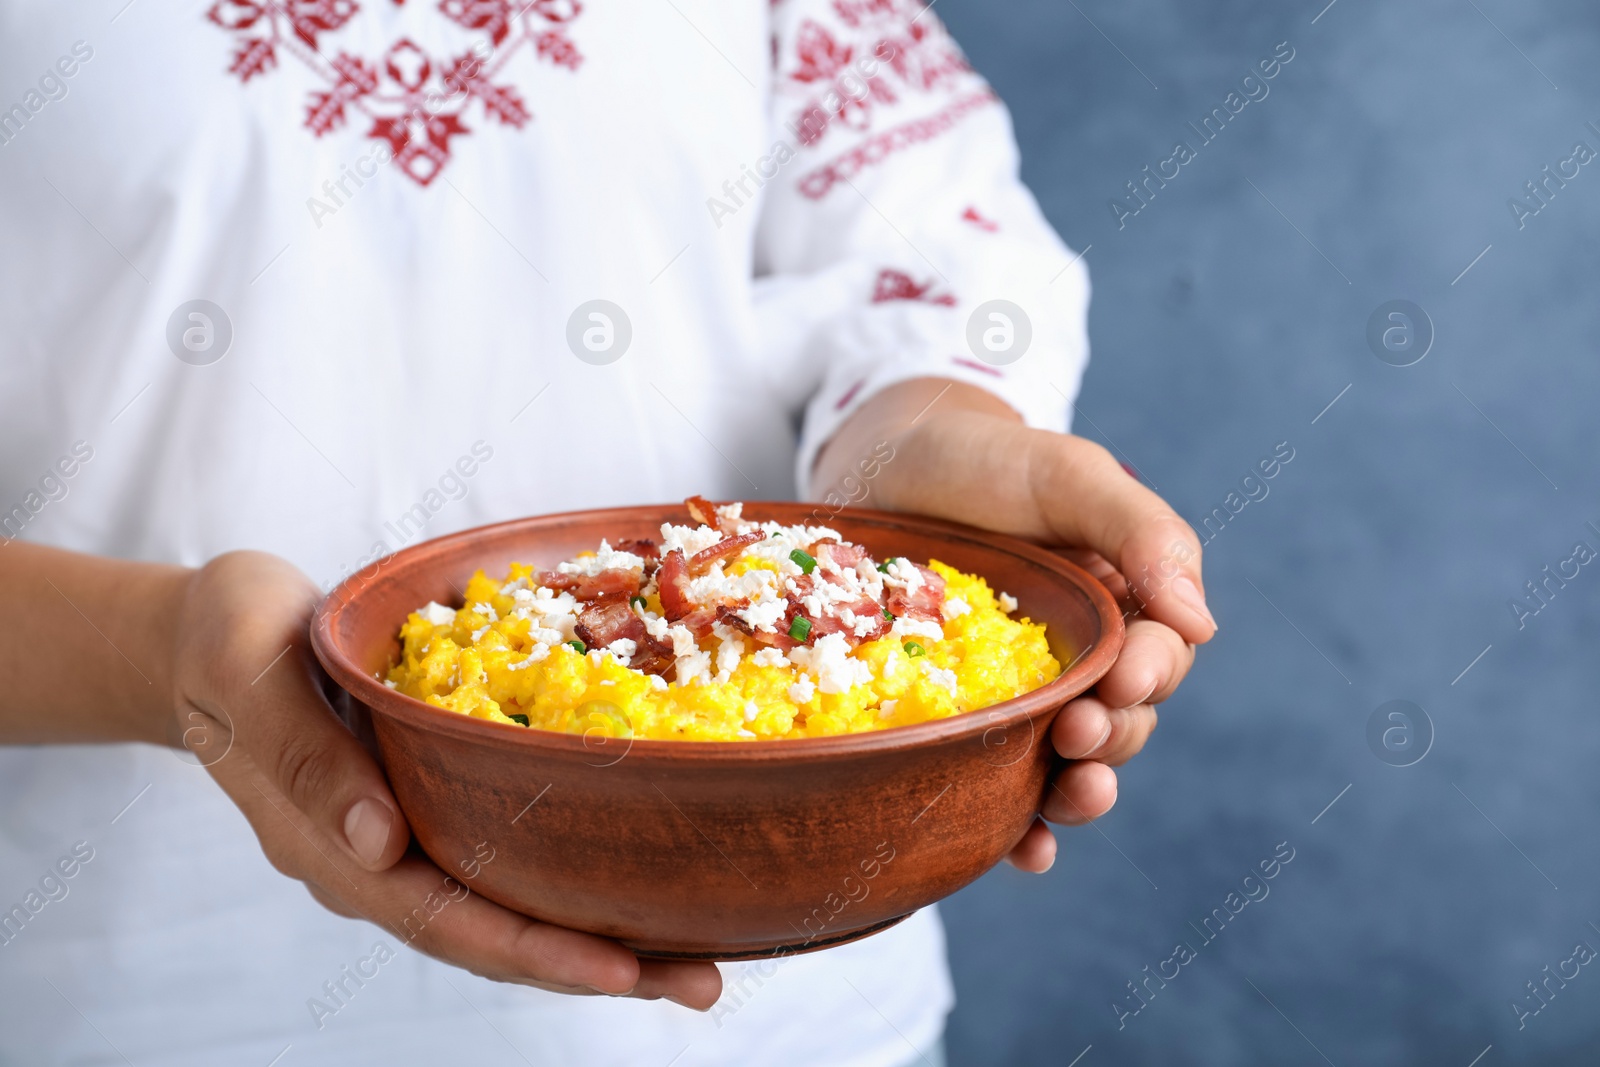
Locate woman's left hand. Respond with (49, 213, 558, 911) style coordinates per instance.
(814, 380, 1216, 873)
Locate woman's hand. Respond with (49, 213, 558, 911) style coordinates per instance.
(169, 551, 723, 1006)
(814, 380, 1216, 873)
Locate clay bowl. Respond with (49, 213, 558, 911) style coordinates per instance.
(311, 503, 1123, 961)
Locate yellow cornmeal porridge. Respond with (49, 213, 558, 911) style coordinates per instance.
(385, 501, 1061, 741)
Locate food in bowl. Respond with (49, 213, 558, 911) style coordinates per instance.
(385, 497, 1061, 741)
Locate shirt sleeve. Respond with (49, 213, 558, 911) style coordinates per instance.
(751, 0, 1091, 498)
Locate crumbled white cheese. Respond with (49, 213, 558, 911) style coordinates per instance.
(922, 661, 958, 695)
(659, 522, 724, 557)
(738, 728, 757, 739)
(715, 501, 745, 527)
(674, 648, 713, 687)
(667, 624, 698, 658)
(470, 624, 490, 643)
(878, 698, 898, 719)
(883, 558, 923, 595)
(650, 674, 668, 691)
(606, 638, 638, 666)
(418, 601, 457, 626)
(498, 576, 529, 596)
(750, 647, 790, 668)
(891, 616, 944, 642)
(469, 602, 498, 623)
(737, 593, 788, 633)
(714, 630, 744, 679)
(852, 612, 881, 639)
(788, 632, 872, 695)
(998, 592, 1018, 614)
(554, 540, 646, 577)
(787, 676, 816, 704)
(383, 678, 398, 689)
(505, 645, 551, 670)
(743, 700, 759, 723)
(687, 564, 777, 608)
(942, 597, 970, 620)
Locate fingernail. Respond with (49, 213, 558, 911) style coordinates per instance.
(1171, 577, 1217, 631)
(1068, 715, 1112, 759)
(343, 798, 394, 866)
(665, 995, 702, 1010)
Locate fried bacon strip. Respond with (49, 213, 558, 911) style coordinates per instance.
(815, 541, 869, 573)
(690, 531, 764, 574)
(616, 537, 659, 560)
(573, 597, 675, 676)
(885, 563, 946, 623)
(536, 568, 643, 601)
(656, 549, 695, 621)
(684, 495, 722, 532)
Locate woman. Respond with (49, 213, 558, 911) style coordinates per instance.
(0, 0, 1211, 1062)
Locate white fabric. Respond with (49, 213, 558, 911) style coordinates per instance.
(0, 0, 1088, 1062)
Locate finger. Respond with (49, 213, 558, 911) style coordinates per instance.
(388, 855, 721, 1002)
(1092, 618, 1196, 710)
(1004, 817, 1057, 874)
(234, 641, 411, 872)
(1052, 698, 1158, 767)
(1050, 548, 1134, 608)
(297, 847, 725, 1003)
(305, 881, 363, 920)
(630, 960, 727, 1010)
(1041, 760, 1118, 825)
(1030, 436, 1216, 645)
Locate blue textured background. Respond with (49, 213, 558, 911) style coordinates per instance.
(938, 1, 1600, 1064)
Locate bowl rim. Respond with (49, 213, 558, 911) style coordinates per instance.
(310, 503, 1125, 765)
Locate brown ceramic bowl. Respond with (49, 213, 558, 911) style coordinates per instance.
(311, 504, 1123, 961)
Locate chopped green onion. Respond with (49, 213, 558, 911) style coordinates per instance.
(567, 639, 586, 654)
(790, 548, 817, 575)
(789, 616, 812, 642)
(903, 640, 925, 657)
(630, 595, 646, 609)
(507, 713, 530, 727)
(883, 608, 894, 621)
(876, 560, 890, 573)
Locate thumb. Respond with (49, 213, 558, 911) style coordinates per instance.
(1029, 434, 1216, 645)
(229, 640, 412, 872)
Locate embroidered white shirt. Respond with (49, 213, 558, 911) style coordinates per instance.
(0, 0, 1088, 1063)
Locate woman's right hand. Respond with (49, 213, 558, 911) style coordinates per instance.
(169, 550, 723, 1007)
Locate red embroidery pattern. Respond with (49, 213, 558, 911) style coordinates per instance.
(871, 268, 955, 306)
(833, 377, 867, 411)
(207, 0, 584, 186)
(950, 356, 1003, 378)
(775, 0, 995, 198)
(962, 205, 999, 232)
(797, 88, 996, 200)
